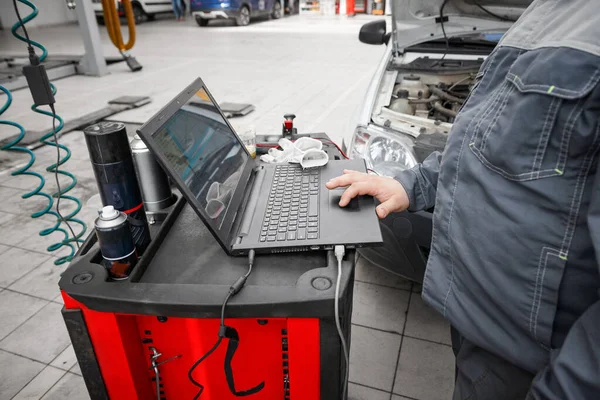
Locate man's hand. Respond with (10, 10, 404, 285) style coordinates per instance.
(325, 169, 410, 219)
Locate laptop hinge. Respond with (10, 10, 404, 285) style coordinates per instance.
(232, 166, 266, 244)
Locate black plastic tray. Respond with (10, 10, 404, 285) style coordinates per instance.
(60, 194, 355, 320)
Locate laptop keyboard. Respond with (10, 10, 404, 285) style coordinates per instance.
(260, 165, 319, 242)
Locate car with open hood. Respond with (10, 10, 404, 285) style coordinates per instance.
(351, 0, 532, 282)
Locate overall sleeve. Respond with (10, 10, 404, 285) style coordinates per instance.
(394, 151, 442, 212)
(527, 169, 600, 400)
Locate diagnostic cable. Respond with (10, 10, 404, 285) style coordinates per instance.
(188, 250, 265, 399)
(334, 245, 350, 400)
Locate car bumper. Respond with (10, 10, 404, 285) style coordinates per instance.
(192, 9, 237, 19)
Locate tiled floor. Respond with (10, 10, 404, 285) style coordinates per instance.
(0, 15, 454, 400)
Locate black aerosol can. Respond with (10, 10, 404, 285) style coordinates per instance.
(84, 122, 151, 254)
(95, 206, 138, 280)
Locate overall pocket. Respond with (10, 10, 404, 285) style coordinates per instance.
(468, 48, 600, 181)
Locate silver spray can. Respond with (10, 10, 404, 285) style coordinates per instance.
(130, 135, 175, 214)
(95, 206, 138, 280)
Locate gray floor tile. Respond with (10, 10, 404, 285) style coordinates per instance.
(0, 192, 51, 216)
(0, 247, 51, 288)
(0, 214, 55, 249)
(0, 350, 46, 399)
(349, 325, 402, 392)
(0, 244, 10, 255)
(352, 281, 410, 334)
(50, 345, 77, 372)
(348, 383, 390, 400)
(393, 337, 455, 400)
(41, 372, 90, 400)
(0, 210, 16, 226)
(53, 293, 64, 304)
(0, 302, 71, 364)
(70, 363, 82, 376)
(0, 290, 49, 341)
(9, 257, 68, 301)
(0, 186, 22, 202)
(12, 366, 67, 400)
(405, 294, 452, 346)
(355, 256, 412, 290)
(392, 396, 417, 400)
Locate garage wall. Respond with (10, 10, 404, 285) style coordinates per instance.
(0, 0, 78, 31)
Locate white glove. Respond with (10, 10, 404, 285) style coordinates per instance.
(260, 137, 329, 169)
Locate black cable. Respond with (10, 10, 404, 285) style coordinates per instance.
(188, 250, 255, 399)
(188, 336, 223, 399)
(11, 0, 35, 56)
(473, 0, 517, 22)
(50, 104, 80, 250)
(433, 0, 450, 68)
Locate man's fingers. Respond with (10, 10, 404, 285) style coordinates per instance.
(326, 172, 371, 189)
(339, 182, 375, 207)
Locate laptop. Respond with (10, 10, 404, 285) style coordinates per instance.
(137, 78, 383, 256)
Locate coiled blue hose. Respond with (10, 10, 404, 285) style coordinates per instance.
(2, 0, 87, 265)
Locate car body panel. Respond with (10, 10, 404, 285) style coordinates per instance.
(191, 0, 275, 18)
(391, 0, 529, 53)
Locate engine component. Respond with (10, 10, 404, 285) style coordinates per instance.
(389, 90, 415, 115)
(433, 101, 458, 118)
(430, 86, 465, 104)
(394, 75, 431, 99)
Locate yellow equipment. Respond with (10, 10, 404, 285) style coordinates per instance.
(101, 0, 142, 71)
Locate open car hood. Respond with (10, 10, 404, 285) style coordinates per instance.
(392, 0, 532, 53)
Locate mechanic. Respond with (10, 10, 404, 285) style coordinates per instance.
(327, 0, 600, 398)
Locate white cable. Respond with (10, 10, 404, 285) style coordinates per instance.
(334, 245, 349, 400)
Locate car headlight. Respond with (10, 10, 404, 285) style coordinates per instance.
(350, 125, 417, 177)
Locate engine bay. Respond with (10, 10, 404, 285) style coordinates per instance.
(390, 72, 473, 123)
(371, 56, 484, 140)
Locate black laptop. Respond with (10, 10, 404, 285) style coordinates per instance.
(137, 78, 382, 256)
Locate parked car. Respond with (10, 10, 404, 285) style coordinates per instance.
(350, 0, 531, 282)
(92, 0, 174, 24)
(191, 0, 282, 26)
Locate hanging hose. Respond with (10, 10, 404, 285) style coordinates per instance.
(5, 0, 86, 265)
(101, 0, 143, 71)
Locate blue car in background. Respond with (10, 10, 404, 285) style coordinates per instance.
(191, 0, 282, 26)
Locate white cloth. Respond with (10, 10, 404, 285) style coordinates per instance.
(260, 137, 329, 169)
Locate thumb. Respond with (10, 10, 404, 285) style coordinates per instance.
(376, 197, 403, 219)
(376, 204, 390, 219)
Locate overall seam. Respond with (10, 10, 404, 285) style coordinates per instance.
(556, 97, 586, 174)
(529, 247, 559, 339)
(472, 80, 509, 148)
(442, 119, 472, 316)
(480, 83, 515, 152)
(532, 96, 562, 173)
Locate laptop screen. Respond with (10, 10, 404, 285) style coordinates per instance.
(153, 87, 249, 230)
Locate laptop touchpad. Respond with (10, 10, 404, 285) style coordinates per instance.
(329, 188, 360, 211)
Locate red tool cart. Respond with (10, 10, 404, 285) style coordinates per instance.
(59, 134, 354, 400)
